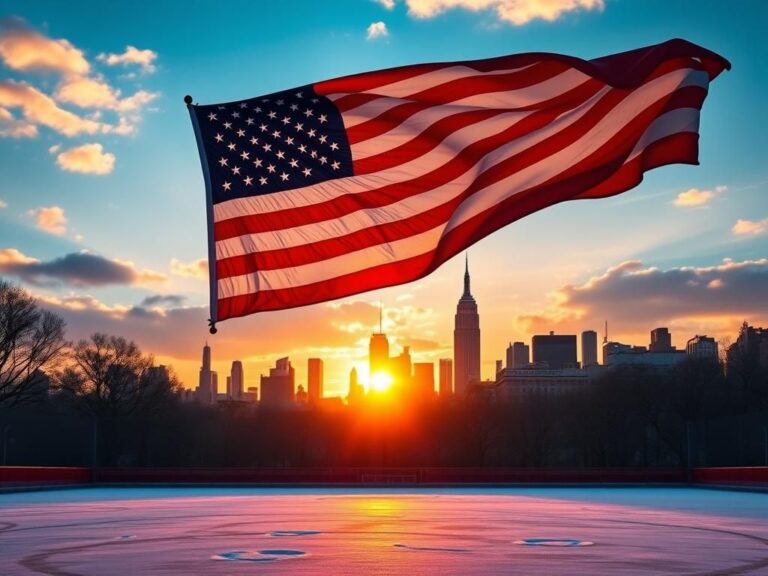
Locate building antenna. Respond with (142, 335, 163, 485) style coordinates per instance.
(604, 320, 608, 344)
(379, 300, 383, 333)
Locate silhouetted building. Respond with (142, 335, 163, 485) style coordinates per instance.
(307, 358, 323, 403)
(532, 332, 577, 369)
(296, 384, 308, 403)
(496, 368, 591, 399)
(649, 327, 674, 352)
(391, 346, 412, 388)
(687, 335, 718, 361)
(581, 330, 598, 367)
(369, 333, 390, 380)
(439, 358, 453, 396)
(260, 357, 295, 407)
(413, 362, 435, 397)
(197, 342, 217, 404)
(347, 367, 364, 405)
(495, 360, 503, 376)
(454, 256, 480, 395)
(243, 386, 258, 403)
(506, 341, 529, 369)
(728, 322, 768, 370)
(228, 360, 243, 400)
(604, 340, 684, 368)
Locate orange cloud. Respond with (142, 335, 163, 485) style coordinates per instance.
(0, 17, 90, 76)
(55, 75, 158, 112)
(97, 45, 158, 74)
(0, 105, 37, 137)
(673, 185, 727, 207)
(732, 218, 768, 237)
(366, 21, 389, 40)
(404, 0, 604, 25)
(171, 258, 209, 279)
(28, 206, 67, 235)
(53, 142, 115, 175)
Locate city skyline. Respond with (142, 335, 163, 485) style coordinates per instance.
(0, 2, 766, 396)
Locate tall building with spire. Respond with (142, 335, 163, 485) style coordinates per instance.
(454, 256, 480, 395)
(369, 303, 390, 381)
(197, 342, 217, 404)
(228, 360, 243, 400)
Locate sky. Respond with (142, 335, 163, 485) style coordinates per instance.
(0, 0, 766, 396)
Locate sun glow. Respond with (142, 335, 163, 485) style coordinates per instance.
(369, 371, 393, 393)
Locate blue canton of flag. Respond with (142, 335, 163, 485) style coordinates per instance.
(191, 86, 353, 204)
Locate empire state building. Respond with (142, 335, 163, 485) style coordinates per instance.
(454, 256, 480, 395)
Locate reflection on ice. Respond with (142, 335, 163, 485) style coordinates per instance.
(212, 549, 307, 562)
(394, 543, 470, 553)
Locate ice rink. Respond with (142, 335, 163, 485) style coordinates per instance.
(1, 487, 767, 575)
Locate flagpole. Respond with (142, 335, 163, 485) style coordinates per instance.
(185, 94, 219, 334)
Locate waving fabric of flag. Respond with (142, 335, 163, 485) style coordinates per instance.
(187, 39, 729, 329)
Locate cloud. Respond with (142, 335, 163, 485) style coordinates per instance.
(97, 46, 158, 74)
(374, 0, 396, 8)
(0, 17, 90, 76)
(0, 105, 37, 137)
(732, 218, 768, 237)
(53, 142, 115, 175)
(403, 0, 604, 25)
(0, 248, 166, 287)
(28, 206, 67, 235)
(0, 80, 106, 136)
(140, 294, 186, 308)
(366, 21, 390, 40)
(517, 259, 768, 338)
(673, 185, 727, 208)
(170, 258, 209, 279)
(55, 75, 158, 112)
(0, 198, 6, 209)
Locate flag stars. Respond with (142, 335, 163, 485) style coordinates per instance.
(307, 129, 316, 138)
(240, 151, 250, 160)
(331, 160, 340, 170)
(302, 167, 312, 177)
(215, 133, 224, 142)
(319, 156, 328, 165)
(244, 175, 253, 186)
(259, 176, 268, 185)
(239, 102, 248, 109)
(227, 142, 236, 151)
(250, 136, 259, 145)
(268, 111, 277, 119)
(218, 157, 228, 167)
(289, 158, 299, 168)
(254, 158, 263, 168)
(319, 135, 328, 144)
(330, 142, 339, 151)
(290, 103, 299, 111)
(232, 166, 241, 175)
(232, 111, 240, 118)
(222, 181, 231, 191)
(276, 99, 284, 106)
(294, 122, 304, 132)
(310, 150, 318, 158)
(259, 123, 268, 132)
(319, 114, 328, 124)
(280, 172, 289, 182)
(236, 129, 246, 137)
(267, 164, 276, 173)
(304, 108, 314, 117)
(246, 118, 254, 125)
(208, 112, 217, 121)
(295, 91, 303, 98)
(272, 130, 281, 139)
(262, 143, 272, 152)
(285, 136, 295, 145)
(282, 116, 291, 125)
(276, 150, 285, 160)
(298, 144, 307, 154)
(254, 106, 262, 113)
(223, 122, 232, 129)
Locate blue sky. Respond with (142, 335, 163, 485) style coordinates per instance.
(0, 0, 766, 393)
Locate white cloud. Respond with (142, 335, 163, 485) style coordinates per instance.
(53, 142, 115, 175)
(0, 198, 7, 209)
(673, 185, 727, 207)
(404, 0, 604, 25)
(732, 218, 768, 237)
(97, 45, 158, 74)
(28, 206, 67, 235)
(374, 0, 396, 9)
(0, 17, 90, 76)
(170, 258, 209, 279)
(367, 21, 390, 40)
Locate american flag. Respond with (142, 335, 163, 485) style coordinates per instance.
(187, 39, 729, 328)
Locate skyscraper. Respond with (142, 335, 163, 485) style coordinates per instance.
(348, 367, 364, 405)
(581, 330, 598, 367)
(197, 342, 216, 404)
(454, 256, 480, 395)
(369, 305, 390, 382)
(228, 360, 243, 400)
(507, 341, 530, 369)
(650, 327, 674, 352)
(260, 357, 295, 406)
(686, 335, 718, 360)
(413, 362, 435, 397)
(532, 332, 578, 369)
(307, 358, 323, 403)
(439, 358, 453, 396)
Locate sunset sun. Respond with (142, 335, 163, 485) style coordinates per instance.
(369, 371, 393, 393)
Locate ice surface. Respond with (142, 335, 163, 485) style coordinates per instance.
(1, 487, 767, 575)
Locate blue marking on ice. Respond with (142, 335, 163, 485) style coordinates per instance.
(212, 549, 306, 562)
(514, 538, 594, 547)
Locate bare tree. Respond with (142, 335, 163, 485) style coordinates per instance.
(0, 280, 66, 407)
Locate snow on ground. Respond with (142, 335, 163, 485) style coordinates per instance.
(1, 487, 767, 575)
